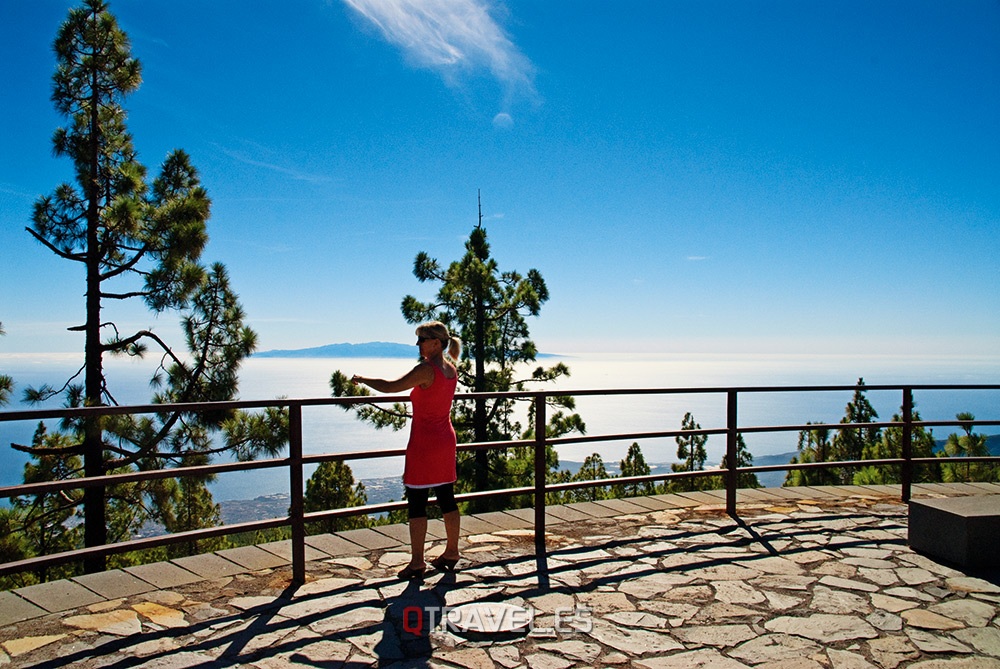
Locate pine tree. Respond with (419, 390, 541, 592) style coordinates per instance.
(719, 433, 761, 489)
(0, 322, 12, 406)
(21, 0, 280, 573)
(785, 423, 839, 486)
(13, 425, 84, 582)
(671, 412, 708, 492)
(614, 442, 656, 497)
(853, 401, 939, 485)
(332, 206, 585, 512)
(571, 453, 612, 501)
(940, 413, 994, 483)
(0, 507, 34, 590)
(303, 461, 370, 534)
(830, 379, 881, 484)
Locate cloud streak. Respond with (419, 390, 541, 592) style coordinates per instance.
(213, 143, 334, 185)
(343, 0, 535, 99)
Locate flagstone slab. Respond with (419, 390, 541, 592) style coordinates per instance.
(819, 575, 880, 592)
(635, 648, 751, 669)
(729, 633, 823, 665)
(582, 618, 684, 655)
(909, 658, 1000, 669)
(304, 532, 368, 557)
(672, 490, 726, 505)
(649, 493, 703, 507)
(591, 498, 653, 515)
(929, 598, 997, 627)
(939, 482, 996, 495)
(14, 578, 104, 613)
(215, 545, 288, 571)
(0, 591, 48, 627)
(1, 634, 68, 658)
(555, 502, 617, 520)
(764, 613, 878, 642)
(671, 623, 756, 648)
(469, 510, 534, 530)
(501, 506, 537, 524)
(734, 488, 784, 502)
(124, 561, 203, 589)
(756, 486, 807, 500)
(871, 593, 919, 613)
(170, 553, 247, 579)
(799, 485, 856, 499)
(906, 628, 974, 654)
(459, 515, 507, 536)
(257, 538, 331, 562)
(946, 576, 1000, 594)
(624, 495, 678, 511)
(71, 568, 156, 600)
(912, 483, 965, 496)
(963, 482, 1000, 494)
(523, 508, 569, 528)
(366, 522, 410, 544)
(336, 527, 405, 550)
(132, 601, 189, 629)
(953, 626, 1000, 657)
(901, 608, 965, 630)
(63, 609, 142, 636)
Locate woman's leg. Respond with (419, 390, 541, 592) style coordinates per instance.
(406, 487, 430, 570)
(435, 484, 461, 560)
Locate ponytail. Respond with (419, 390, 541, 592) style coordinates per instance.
(446, 336, 462, 363)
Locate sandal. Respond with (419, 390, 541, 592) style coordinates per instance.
(397, 564, 426, 580)
(431, 555, 459, 572)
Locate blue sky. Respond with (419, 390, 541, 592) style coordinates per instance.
(1, 0, 998, 358)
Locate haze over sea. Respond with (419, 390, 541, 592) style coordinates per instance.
(1, 351, 998, 501)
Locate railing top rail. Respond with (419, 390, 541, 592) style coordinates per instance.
(2, 383, 998, 423)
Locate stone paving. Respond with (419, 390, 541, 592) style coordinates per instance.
(1, 484, 1000, 668)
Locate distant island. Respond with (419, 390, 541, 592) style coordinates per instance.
(255, 341, 559, 359)
(254, 342, 416, 358)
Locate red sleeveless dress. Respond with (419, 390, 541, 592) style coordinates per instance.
(403, 363, 458, 488)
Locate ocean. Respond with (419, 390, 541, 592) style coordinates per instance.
(1, 352, 998, 501)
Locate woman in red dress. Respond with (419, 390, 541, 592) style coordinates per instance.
(352, 321, 461, 579)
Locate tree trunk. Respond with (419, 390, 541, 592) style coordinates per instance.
(473, 286, 489, 498)
(83, 72, 106, 573)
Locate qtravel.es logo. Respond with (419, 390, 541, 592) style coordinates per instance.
(401, 603, 593, 637)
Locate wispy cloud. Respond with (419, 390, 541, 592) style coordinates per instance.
(212, 143, 334, 185)
(343, 0, 536, 101)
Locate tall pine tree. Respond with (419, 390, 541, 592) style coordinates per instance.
(671, 412, 708, 492)
(22, 0, 280, 572)
(830, 379, 881, 484)
(332, 206, 584, 512)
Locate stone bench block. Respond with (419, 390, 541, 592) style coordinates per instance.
(908, 495, 1000, 569)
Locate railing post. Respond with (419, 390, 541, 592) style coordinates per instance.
(901, 388, 913, 503)
(289, 403, 306, 585)
(534, 392, 547, 554)
(726, 390, 738, 516)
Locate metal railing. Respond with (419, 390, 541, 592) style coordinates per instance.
(1, 384, 998, 585)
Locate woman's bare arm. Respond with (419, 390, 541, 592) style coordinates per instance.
(351, 362, 434, 393)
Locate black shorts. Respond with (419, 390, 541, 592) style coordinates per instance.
(406, 483, 458, 519)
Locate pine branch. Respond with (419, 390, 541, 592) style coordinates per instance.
(101, 290, 151, 300)
(11, 441, 86, 457)
(24, 226, 86, 262)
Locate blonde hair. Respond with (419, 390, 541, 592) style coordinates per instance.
(416, 321, 462, 362)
